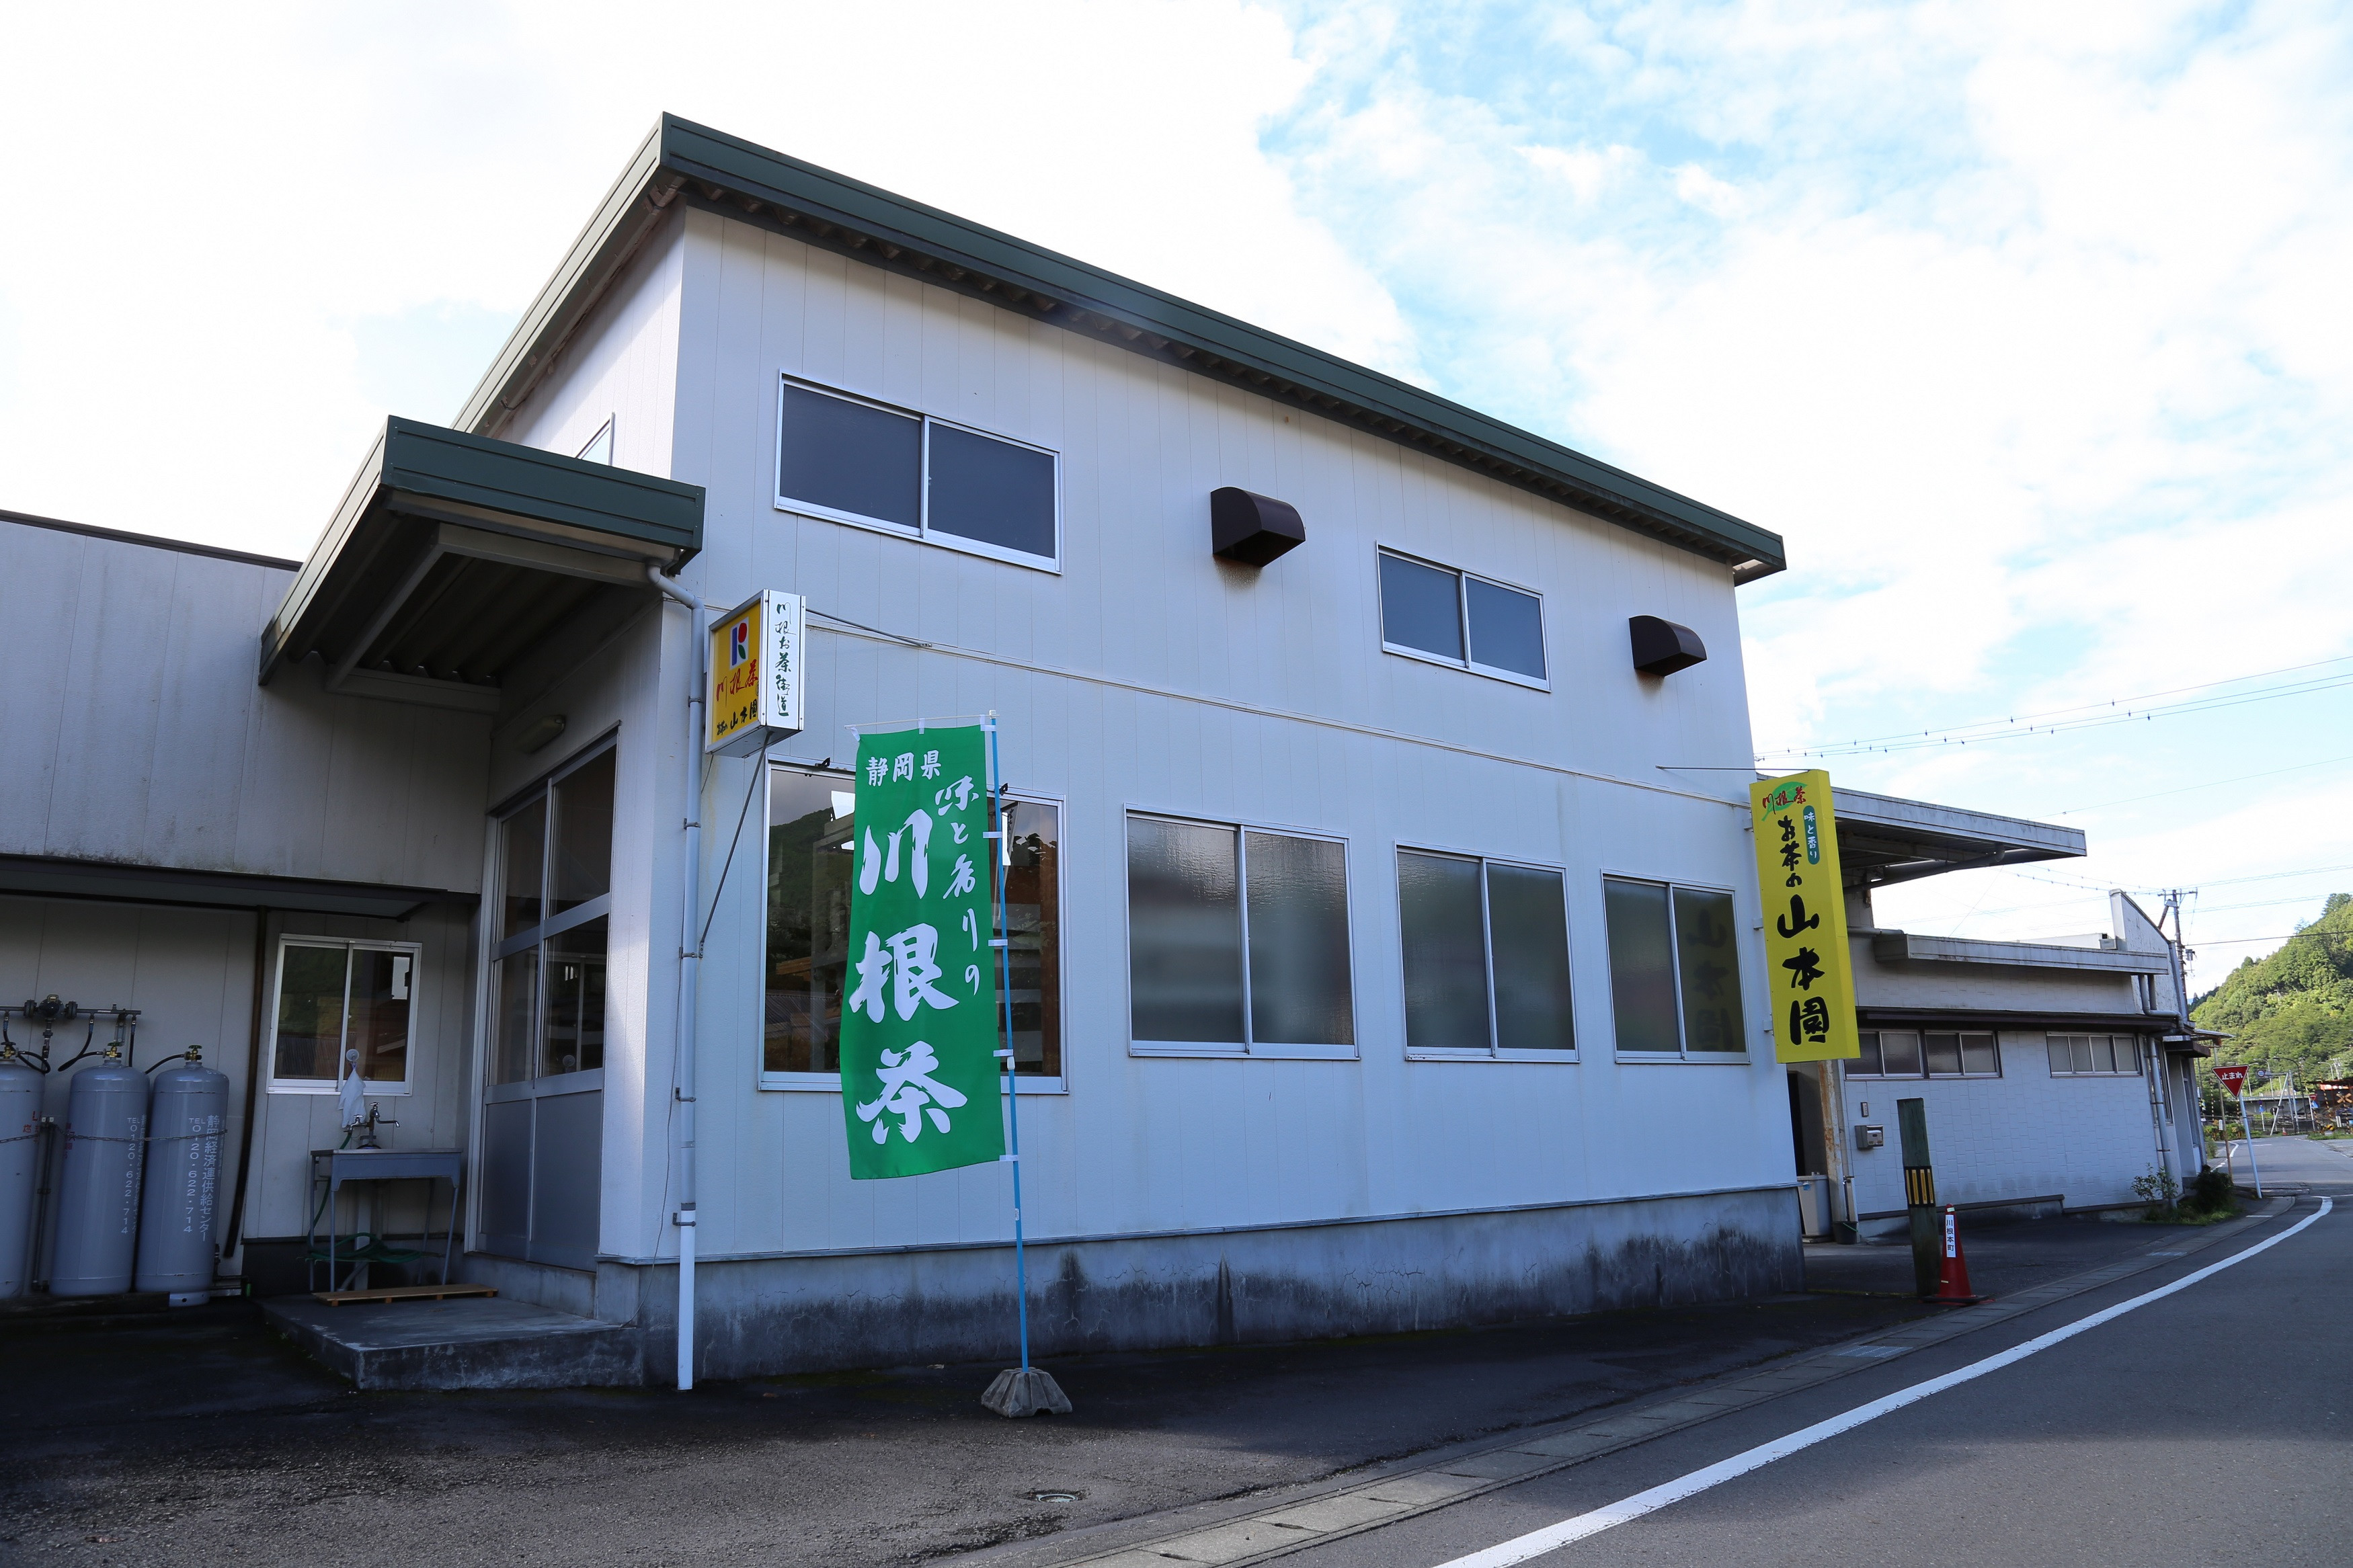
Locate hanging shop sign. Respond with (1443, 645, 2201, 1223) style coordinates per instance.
(1750, 768, 1861, 1064)
(837, 722, 1006, 1179)
(706, 589, 806, 755)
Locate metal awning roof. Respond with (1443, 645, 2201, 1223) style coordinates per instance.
(0, 854, 469, 919)
(260, 418, 703, 712)
(456, 114, 1784, 581)
(1834, 788, 2085, 889)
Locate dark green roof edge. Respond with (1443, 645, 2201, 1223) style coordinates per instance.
(262, 416, 705, 682)
(457, 114, 1784, 577)
(381, 417, 703, 553)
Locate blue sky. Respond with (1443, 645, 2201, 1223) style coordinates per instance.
(3, 1, 2346, 987)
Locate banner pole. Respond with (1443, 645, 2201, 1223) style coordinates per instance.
(986, 716, 1031, 1374)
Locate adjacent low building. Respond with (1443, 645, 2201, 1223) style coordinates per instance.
(1786, 790, 2206, 1239)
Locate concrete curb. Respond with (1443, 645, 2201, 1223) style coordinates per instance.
(969, 1197, 2302, 1568)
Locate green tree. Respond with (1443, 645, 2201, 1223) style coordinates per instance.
(2194, 893, 2353, 1093)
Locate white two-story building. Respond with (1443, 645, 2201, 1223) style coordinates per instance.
(1, 115, 1802, 1385)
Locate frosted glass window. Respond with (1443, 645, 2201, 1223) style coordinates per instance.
(1604, 879, 1678, 1055)
(1246, 831, 1355, 1048)
(1923, 1032, 1964, 1076)
(1127, 815, 1355, 1053)
(1398, 852, 1489, 1052)
(776, 381, 922, 528)
(1466, 577, 1547, 680)
(1961, 1033, 2001, 1074)
(929, 423, 1057, 561)
(1672, 887, 1746, 1053)
(1127, 818, 1246, 1045)
(1489, 864, 1574, 1052)
(269, 940, 420, 1087)
(1398, 852, 1574, 1057)
(1880, 1030, 1923, 1076)
(1608, 877, 1749, 1059)
(1856, 1032, 1886, 1075)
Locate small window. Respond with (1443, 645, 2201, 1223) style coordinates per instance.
(1378, 549, 1547, 686)
(2048, 1033, 2141, 1077)
(1853, 1029, 2001, 1079)
(575, 419, 614, 466)
(774, 376, 1058, 569)
(268, 938, 421, 1091)
(1603, 876, 1747, 1059)
(1127, 814, 1354, 1055)
(763, 765, 1063, 1085)
(1397, 850, 1574, 1057)
(491, 745, 614, 1085)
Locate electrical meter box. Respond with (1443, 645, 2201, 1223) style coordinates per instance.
(1855, 1124, 1886, 1151)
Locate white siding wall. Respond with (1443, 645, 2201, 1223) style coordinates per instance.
(1843, 1032, 2167, 1212)
(0, 523, 491, 893)
(488, 206, 1792, 1265)
(495, 218, 686, 481)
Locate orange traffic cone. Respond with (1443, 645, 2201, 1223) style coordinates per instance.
(1925, 1204, 1983, 1305)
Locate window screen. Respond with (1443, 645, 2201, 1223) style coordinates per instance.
(776, 382, 923, 529)
(1378, 552, 1464, 661)
(1466, 577, 1546, 679)
(928, 423, 1057, 560)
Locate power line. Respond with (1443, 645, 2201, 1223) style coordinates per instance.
(1757, 655, 2353, 760)
(2056, 752, 2353, 815)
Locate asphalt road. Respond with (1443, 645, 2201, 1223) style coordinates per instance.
(1271, 1137, 2353, 1568)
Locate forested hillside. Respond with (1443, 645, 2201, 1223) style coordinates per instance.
(2192, 893, 2353, 1089)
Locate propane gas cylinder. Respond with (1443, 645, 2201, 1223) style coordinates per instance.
(50, 1060, 150, 1296)
(136, 1052, 229, 1298)
(0, 1056, 42, 1298)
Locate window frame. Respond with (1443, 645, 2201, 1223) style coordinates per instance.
(758, 759, 1070, 1094)
(1601, 871, 1752, 1063)
(1375, 546, 1550, 690)
(1123, 809, 1359, 1061)
(264, 935, 425, 1096)
(575, 417, 614, 465)
(485, 737, 616, 1102)
(1393, 842, 1578, 1063)
(772, 373, 1063, 575)
(1850, 1028, 2003, 1080)
(2045, 1032, 2147, 1078)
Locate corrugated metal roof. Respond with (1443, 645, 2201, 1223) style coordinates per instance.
(456, 114, 1786, 580)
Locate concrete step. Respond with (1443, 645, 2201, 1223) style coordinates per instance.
(263, 1294, 642, 1390)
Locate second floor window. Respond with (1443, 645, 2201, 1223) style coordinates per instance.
(1378, 549, 1548, 686)
(774, 376, 1059, 570)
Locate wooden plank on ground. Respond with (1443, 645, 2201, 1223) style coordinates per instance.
(313, 1283, 498, 1306)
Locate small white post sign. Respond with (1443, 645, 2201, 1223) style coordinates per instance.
(706, 589, 806, 755)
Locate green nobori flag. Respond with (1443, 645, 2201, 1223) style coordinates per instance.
(838, 723, 1005, 1179)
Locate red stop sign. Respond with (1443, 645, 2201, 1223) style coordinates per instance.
(2214, 1064, 2249, 1092)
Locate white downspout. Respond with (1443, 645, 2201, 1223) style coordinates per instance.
(647, 562, 704, 1391)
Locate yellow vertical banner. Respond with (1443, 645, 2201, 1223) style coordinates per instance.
(1749, 770, 1860, 1063)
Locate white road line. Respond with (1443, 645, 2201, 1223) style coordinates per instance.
(1435, 1197, 2335, 1568)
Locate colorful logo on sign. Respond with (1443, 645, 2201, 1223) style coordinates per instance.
(729, 620, 750, 667)
(1759, 781, 1808, 813)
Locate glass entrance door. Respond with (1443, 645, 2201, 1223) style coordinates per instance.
(480, 744, 613, 1270)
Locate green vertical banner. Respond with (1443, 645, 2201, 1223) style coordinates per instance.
(839, 723, 1006, 1179)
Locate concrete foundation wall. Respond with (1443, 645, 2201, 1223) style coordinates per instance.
(581, 1185, 1799, 1382)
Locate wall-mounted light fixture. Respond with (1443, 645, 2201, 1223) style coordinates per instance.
(1210, 487, 1307, 567)
(1629, 616, 1707, 676)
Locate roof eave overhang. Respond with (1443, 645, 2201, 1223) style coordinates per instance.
(261, 417, 704, 706)
(455, 114, 1786, 580)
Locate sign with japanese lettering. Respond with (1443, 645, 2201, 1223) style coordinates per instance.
(2212, 1063, 2248, 1093)
(1749, 769, 1860, 1064)
(837, 723, 1005, 1178)
(706, 589, 806, 755)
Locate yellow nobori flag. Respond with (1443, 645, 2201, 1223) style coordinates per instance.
(1750, 770, 1860, 1063)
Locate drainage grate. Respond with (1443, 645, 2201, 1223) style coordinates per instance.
(1027, 1491, 1082, 1503)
